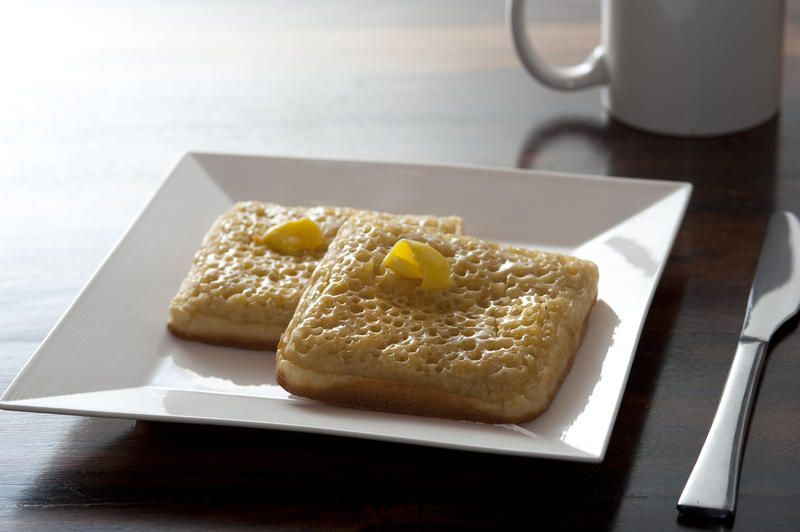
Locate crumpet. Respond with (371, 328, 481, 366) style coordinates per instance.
(276, 213, 598, 423)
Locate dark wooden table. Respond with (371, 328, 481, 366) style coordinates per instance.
(2, 1, 799, 529)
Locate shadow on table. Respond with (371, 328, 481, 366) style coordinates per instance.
(17, 413, 624, 529)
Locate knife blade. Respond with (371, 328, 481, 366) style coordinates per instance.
(677, 211, 800, 519)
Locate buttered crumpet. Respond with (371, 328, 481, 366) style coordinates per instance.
(168, 202, 463, 350)
(276, 214, 599, 424)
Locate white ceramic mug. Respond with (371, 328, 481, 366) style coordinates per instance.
(508, 0, 786, 136)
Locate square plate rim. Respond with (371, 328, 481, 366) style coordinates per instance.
(1, 151, 693, 461)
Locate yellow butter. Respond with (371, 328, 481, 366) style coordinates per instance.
(383, 239, 424, 279)
(383, 238, 451, 290)
(259, 218, 324, 254)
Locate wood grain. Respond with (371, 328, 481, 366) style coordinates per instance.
(2, 0, 800, 529)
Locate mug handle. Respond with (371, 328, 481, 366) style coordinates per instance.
(508, 0, 608, 90)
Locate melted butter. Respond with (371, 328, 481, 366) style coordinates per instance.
(257, 218, 324, 254)
(383, 238, 451, 290)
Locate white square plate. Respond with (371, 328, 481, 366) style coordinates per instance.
(1, 153, 691, 461)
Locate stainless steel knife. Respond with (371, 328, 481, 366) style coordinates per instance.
(677, 211, 800, 519)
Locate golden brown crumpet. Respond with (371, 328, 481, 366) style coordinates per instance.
(276, 213, 599, 424)
(168, 202, 463, 350)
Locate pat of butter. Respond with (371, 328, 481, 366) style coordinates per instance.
(383, 239, 451, 290)
(259, 218, 324, 254)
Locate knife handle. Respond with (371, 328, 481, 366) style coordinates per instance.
(677, 339, 768, 519)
